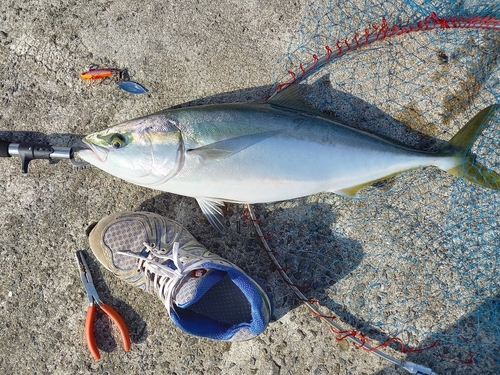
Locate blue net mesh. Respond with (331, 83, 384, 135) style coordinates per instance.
(262, 0, 500, 372)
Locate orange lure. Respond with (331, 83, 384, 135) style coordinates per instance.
(80, 67, 126, 81)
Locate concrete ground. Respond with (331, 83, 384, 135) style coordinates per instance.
(0, 1, 497, 374)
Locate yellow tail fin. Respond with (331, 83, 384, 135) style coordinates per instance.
(441, 105, 500, 190)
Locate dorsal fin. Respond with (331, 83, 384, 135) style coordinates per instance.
(267, 84, 325, 116)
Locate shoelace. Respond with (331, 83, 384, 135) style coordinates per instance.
(118, 242, 206, 308)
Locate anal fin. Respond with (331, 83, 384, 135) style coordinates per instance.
(335, 170, 412, 198)
(335, 182, 372, 198)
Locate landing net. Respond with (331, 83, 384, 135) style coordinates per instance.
(259, 1, 500, 372)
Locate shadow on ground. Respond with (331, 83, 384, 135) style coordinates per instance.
(0, 131, 83, 146)
(375, 293, 500, 375)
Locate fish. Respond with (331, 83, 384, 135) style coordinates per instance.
(78, 86, 500, 232)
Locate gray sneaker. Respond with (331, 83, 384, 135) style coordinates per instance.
(87, 211, 272, 341)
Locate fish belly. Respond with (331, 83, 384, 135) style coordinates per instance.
(157, 130, 449, 203)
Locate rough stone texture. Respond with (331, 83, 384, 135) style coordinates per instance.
(0, 1, 444, 374)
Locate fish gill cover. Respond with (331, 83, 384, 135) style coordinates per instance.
(258, 0, 500, 373)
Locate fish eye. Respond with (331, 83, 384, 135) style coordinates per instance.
(109, 134, 127, 149)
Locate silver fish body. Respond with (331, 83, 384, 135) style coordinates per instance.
(78, 90, 499, 231)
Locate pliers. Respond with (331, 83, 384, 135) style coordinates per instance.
(75, 250, 131, 360)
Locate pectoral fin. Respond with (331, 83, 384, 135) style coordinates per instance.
(187, 131, 279, 162)
(196, 197, 226, 233)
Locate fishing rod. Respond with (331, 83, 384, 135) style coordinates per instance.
(0, 138, 87, 173)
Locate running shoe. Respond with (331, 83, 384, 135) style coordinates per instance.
(87, 211, 272, 341)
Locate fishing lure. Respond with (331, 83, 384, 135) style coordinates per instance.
(80, 67, 127, 81)
(80, 65, 147, 94)
(118, 81, 148, 94)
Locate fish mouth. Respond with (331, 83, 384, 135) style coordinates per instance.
(79, 137, 110, 163)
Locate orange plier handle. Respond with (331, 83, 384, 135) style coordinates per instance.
(85, 302, 131, 360)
